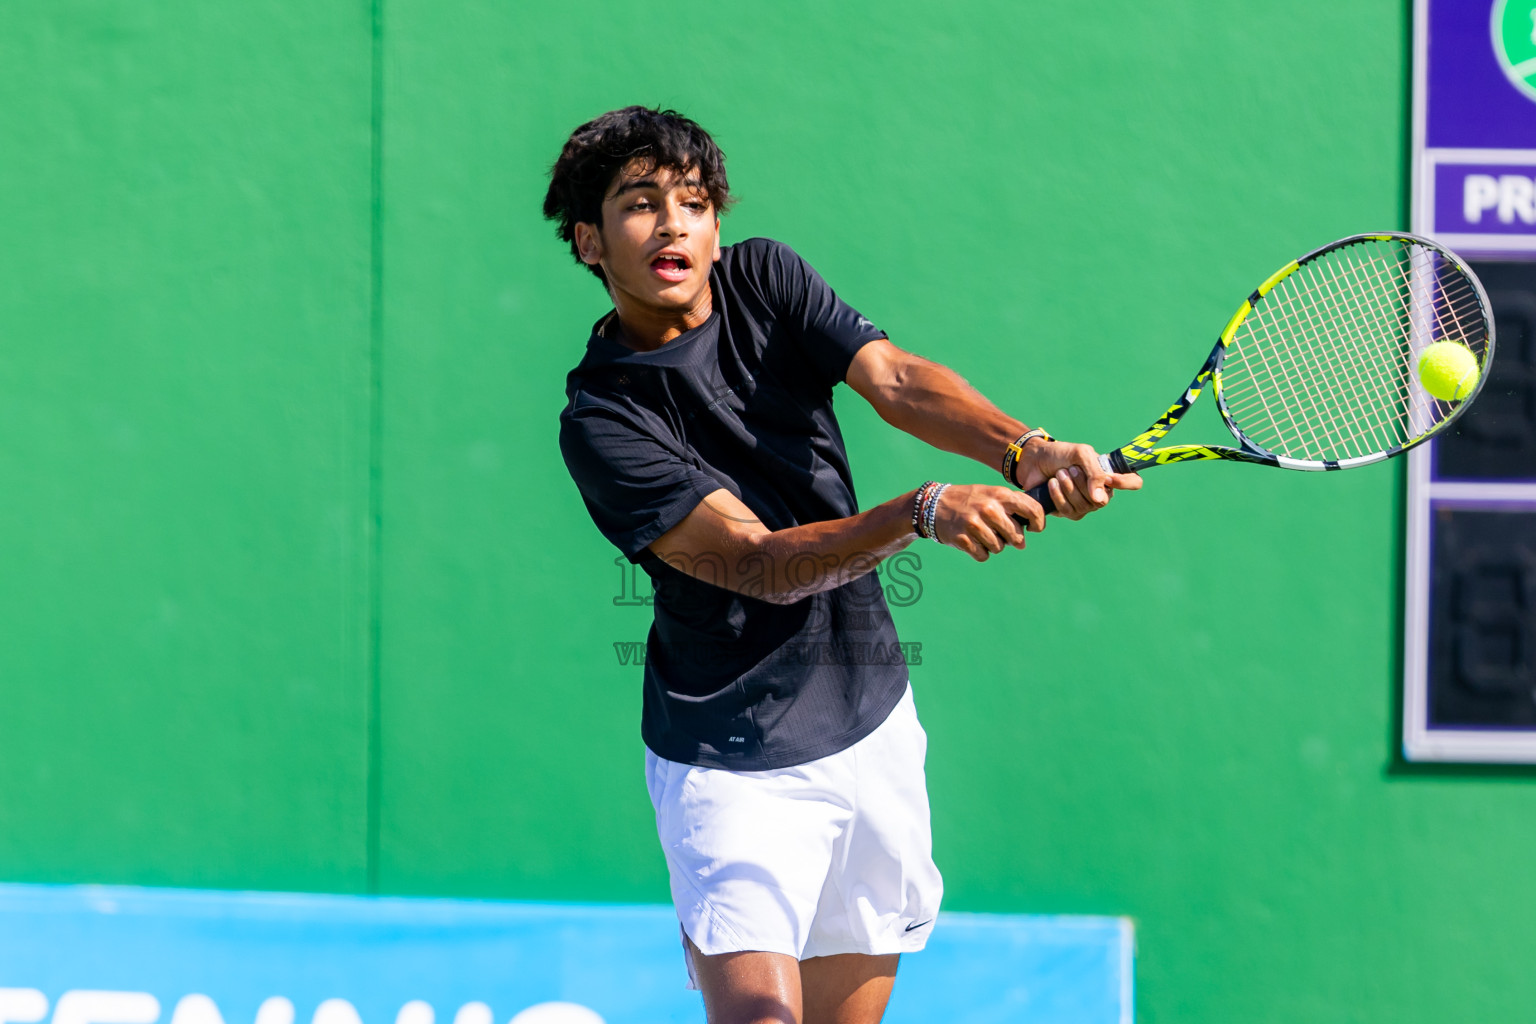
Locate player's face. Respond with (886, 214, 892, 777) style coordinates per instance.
(576, 161, 721, 323)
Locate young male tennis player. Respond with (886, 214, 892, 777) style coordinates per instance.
(547, 106, 1140, 1024)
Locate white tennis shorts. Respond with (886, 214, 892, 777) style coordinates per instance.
(644, 683, 943, 971)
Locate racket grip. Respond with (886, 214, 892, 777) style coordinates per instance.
(1018, 483, 1057, 519)
(1011, 452, 1123, 525)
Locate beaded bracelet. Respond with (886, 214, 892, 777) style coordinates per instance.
(923, 483, 950, 543)
(911, 481, 939, 538)
(1002, 427, 1053, 487)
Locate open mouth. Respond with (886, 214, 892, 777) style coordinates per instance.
(651, 254, 692, 281)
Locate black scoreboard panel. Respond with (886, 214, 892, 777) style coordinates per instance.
(1428, 507, 1536, 729)
(1435, 263, 1536, 481)
(1408, 259, 1536, 761)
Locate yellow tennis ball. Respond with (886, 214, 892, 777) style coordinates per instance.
(1417, 341, 1480, 402)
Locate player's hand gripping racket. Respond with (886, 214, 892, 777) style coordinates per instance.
(1026, 232, 1495, 513)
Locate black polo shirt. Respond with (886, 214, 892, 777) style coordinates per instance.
(559, 237, 909, 770)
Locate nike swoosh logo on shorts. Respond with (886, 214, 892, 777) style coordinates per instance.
(904, 919, 932, 932)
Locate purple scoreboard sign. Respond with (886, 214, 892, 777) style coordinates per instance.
(1415, 0, 1536, 253)
(1406, 1, 1536, 762)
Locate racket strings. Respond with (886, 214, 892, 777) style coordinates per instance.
(1231, 260, 1425, 460)
(1245, 269, 1369, 456)
(1332, 249, 1479, 443)
(1245, 254, 1414, 458)
(1279, 252, 1421, 454)
(1277, 253, 1457, 455)
(1233, 267, 1414, 460)
(1228, 260, 1397, 460)
(1218, 238, 1487, 463)
(1339, 250, 1478, 439)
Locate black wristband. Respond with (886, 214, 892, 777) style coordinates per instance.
(1002, 428, 1052, 487)
(912, 481, 938, 537)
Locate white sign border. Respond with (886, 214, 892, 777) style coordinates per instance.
(1404, 0, 1536, 763)
(1418, 147, 1536, 254)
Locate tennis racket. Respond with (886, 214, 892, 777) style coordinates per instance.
(1027, 231, 1495, 514)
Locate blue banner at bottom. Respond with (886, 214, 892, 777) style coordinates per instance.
(0, 884, 1131, 1024)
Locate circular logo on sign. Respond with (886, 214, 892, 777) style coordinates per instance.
(1494, 0, 1536, 102)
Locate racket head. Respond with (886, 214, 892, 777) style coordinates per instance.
(1210, 232, 1494, 470)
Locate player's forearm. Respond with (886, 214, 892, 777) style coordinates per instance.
(652, 480, 1045, 595)
(862, 353, 1029, 471)
(743, 490, 918, 604)
(650, 486, 924, 604)
(845, 341, 1124, 517)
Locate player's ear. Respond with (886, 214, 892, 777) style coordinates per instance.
(574, 222, 603, 265)
(713, 218, 722, 262)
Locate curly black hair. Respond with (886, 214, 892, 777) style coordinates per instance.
(542, 106, 734, 283)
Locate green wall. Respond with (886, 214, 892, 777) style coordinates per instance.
(5, 1, 1535, 1021)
